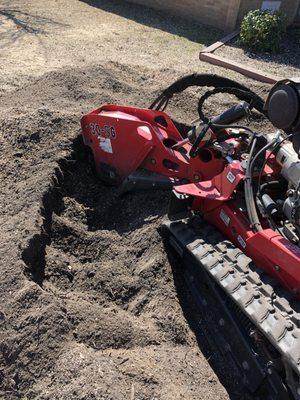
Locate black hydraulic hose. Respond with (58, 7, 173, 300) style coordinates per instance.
(189, 122, 212, 157)
(249, 138, 277, 177)
(245, 137, 278, 232)
(189, 121, 254, 157)
(210, 123, 255, 135)
(257, 134, 296, 200)
(245, 137, 260, 231)
(248, 134, 296, 236)
(198, 87, 266, 122)
(149, 74, 265, 115)
(259, 180, 282, 194)
(152, 73, 261, 99)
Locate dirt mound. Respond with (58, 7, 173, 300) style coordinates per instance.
(0, 52, 273, 399)
(0, 0, 280, 397)
(2, 62, 252, 399)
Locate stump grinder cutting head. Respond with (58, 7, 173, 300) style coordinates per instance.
(81, 73, 266, 192)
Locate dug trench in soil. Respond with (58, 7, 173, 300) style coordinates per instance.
(24, 135, 255, 399)
(0, 61, 271, 399)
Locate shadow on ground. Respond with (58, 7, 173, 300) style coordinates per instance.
(163, 241, 256, 400)
(80, 0, 221, 45)
(221, 29, 300, 72)
(0, 8, 67, 46)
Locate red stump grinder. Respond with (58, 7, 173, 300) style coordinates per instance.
(81, 74, 300, 399)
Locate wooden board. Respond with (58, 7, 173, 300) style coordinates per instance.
(199, 52, 281, 84)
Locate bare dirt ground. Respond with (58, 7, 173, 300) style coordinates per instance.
(0, 1, 284, 399)
(217, 30, 300, 79)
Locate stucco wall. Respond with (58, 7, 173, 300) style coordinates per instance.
(238, 0, 300, 24)
(126, 0, 300, 31)
(125, 0, 240, 31)
(281, 0, 300, 23)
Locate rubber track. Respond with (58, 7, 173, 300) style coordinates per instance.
(163, 216, 300, 380)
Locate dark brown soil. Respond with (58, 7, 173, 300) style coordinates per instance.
(0, 1, 273, 399)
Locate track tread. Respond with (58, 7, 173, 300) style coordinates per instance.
(164, 216, 300, 380)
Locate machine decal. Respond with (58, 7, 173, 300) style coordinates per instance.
(227, 171, 236, 184)
(88, 123, 117, 139)
(237, 235, 246, 249)
(220, 209, 230, 226)
(99, 137, 113, 153)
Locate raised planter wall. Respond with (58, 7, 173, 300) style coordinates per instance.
(126, 0, 300, 31)
(125, 0, 241, 31)
(238, 0, 299, 24)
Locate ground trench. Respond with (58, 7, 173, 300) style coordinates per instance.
(20, 135, 186, 350)
(18, 135, 257, 399)
(21, 135, 169, 291)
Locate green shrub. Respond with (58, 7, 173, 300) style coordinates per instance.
(240, 9, 286, 53)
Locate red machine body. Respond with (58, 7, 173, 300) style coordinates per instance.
(81, 104, 300, 296)
(81, 105, 225, 184)
(175, 163, 300, 295)
(81, 75, 300, 395)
